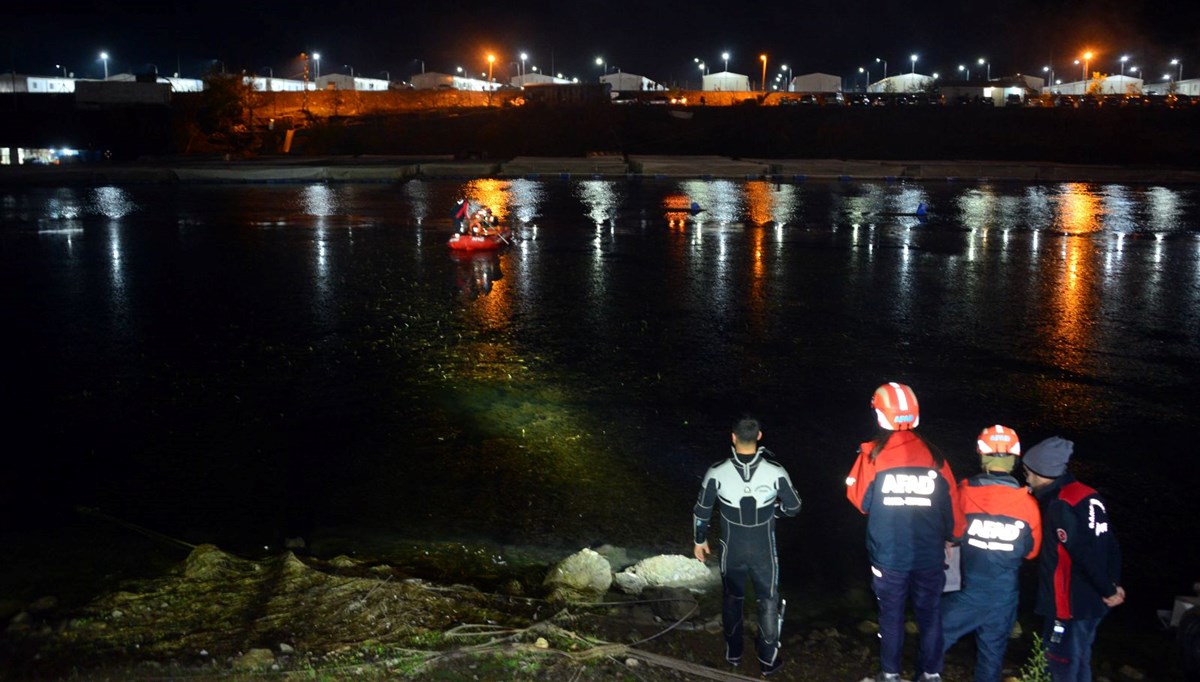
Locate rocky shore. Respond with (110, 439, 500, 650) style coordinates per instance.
(1, 542, 1164, 681)
(4, 155, 1200, 186)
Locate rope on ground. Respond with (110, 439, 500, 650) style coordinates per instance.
(75, 506, 199, 552)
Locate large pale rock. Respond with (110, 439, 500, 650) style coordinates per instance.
(544, 549, 612, 599)
(613, 554, 719, 595)
(232, 648, 275, 670)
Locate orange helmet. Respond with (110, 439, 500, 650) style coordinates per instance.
(977, 424, 1021, 455)
(871, 382, 919, 431)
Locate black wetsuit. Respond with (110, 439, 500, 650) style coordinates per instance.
(693, 447, 802, 668)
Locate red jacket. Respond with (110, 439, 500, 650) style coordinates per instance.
(846, 431, 965, 571)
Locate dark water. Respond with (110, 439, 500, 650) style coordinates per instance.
(2, 178, 1199, 628)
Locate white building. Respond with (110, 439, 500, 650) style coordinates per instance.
(702, 71, 750, 91)
(1142, 78, 1198, 96)
(1051, 74, 1147, 95)
(600, 71, 661, 91)
(790, 73, 842, 93)
(868, 73, 935, 93)
(0, 74, 76, 93)
(315, 73, 390, 91)
(107, 73, 205, 93)
(410, 72, 496, 92)
(247, 77, 315, 92)
(511, 73, 571, 87)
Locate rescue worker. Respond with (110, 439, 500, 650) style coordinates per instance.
(451, 198, 471, 233)
(1023, 436, 1124, 682)
(941, 425, 1042, 682)
(693, 416, 801, 676)
(846, 382, 964, 682)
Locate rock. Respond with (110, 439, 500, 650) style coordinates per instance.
(1117, 664, 1145, 680)
(183, 544, 255, 579)
(29, 596, 58, 613)
(544, 549, 612, 599)
(857, 620, 879, 635)
(110, 609, 124, 619)
(625, 657, 639, 667)
(329, 555, 360, 569)
(279, 642, 295, 654)
(500, 579, 524, 597)
(612, 554, 718, 596)
(613, 570, 649, 595)
(232, 648, 276, 671)
(534, 637, 549, 649)
(1009, 620, 1023, 638)
(594, 544, 634, 571)
(10, 611, 31, 626)
(642, 586, 698, 621)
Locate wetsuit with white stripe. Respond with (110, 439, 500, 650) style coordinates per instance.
(694, 447, 801, 667)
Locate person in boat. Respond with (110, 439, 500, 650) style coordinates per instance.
(693, 415, 801, 676)
(451, 198, 471, 234)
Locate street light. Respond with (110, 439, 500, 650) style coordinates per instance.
(978, 57, 989, 80)
(55, 63, 67, 77)
(1043, 65, 1053, 89)
(876, 57, 887, 79)
(595, 56, 605, 77)
(722, 52, 729, 72)
(487, 54, 495, 104)
(760, 54, 767, 92)
(313, 53, 321, 80)
(959, 64, 970, 80)
(781, 63, 791, 91)
(99, 51, 109, 80)
(344, 64, 354, 78)
(859, 66, 870, 92)
(1120, 55, 1129, 77)
(910, 54, 917, 74)
(520, 52, 527, 78)
(1171, 58, 1182, 81)
(1082, 51, 1092, 85)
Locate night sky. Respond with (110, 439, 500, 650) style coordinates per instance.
(7, 0, 1199, 85)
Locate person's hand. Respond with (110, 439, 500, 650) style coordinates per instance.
(694, 541, 711, 563)
(1103, 585, 1126, 608)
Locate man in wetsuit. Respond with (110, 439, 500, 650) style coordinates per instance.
(693, 416, 802, 676)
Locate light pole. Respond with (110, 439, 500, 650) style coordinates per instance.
(693, 57, 708, 75)
(1171, 58, 1182, 81)
(595, 56, 605, 78)
(486, 54, 495, 104)
(1043, 65, 1053, 89)
(859, 66, 870, 91)
(978, 57, 989, 80)
(722, 52, 729, 72)
(959, 64, 970, 80)
(380, 70, 389, 82)
(697, 61, 705, 89)
(344, 65, 354, 78)
(520, 52, 527, 78)
(876, 57, 887, 79)
(313, 53, 321, 80)
(910, 54, 917, 74)
(1082, 51, 1092, 86)
(760, 54, 767, 92)
(99, 51, 109, 80)
(56, 63, 67, 77)
(1120, 55, 1129, 77)
(781, 64, 791, 91)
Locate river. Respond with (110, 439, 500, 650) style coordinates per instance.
(2, 178, 1198, 628)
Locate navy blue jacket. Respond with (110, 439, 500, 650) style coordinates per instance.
(1033, 473, 1122, 620)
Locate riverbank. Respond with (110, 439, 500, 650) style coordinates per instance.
(0, 539, 1170, 681)
(4, 155, 1200, 185)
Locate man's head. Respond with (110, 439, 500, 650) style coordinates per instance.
(976, 424, 1020, 474)
(731, 416, 762, 453)
(1022, 436, 1073, 489)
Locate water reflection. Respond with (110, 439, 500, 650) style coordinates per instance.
(451, 251, 503, 299)
(1053, 183, 1102, 234)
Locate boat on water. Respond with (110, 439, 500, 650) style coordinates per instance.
(448, 229, 511, 251)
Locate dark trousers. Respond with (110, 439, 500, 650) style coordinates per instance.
(722, 540, 781, 667)
(872, 564, 946, 676)
(942, 588, 1019, 682)
(1042, 615, 1104, 682)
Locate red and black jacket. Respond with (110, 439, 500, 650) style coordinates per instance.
(1032, 472, 1122, 620)
(956, 472, 1042, 594)
(846, 431, 964, 572)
